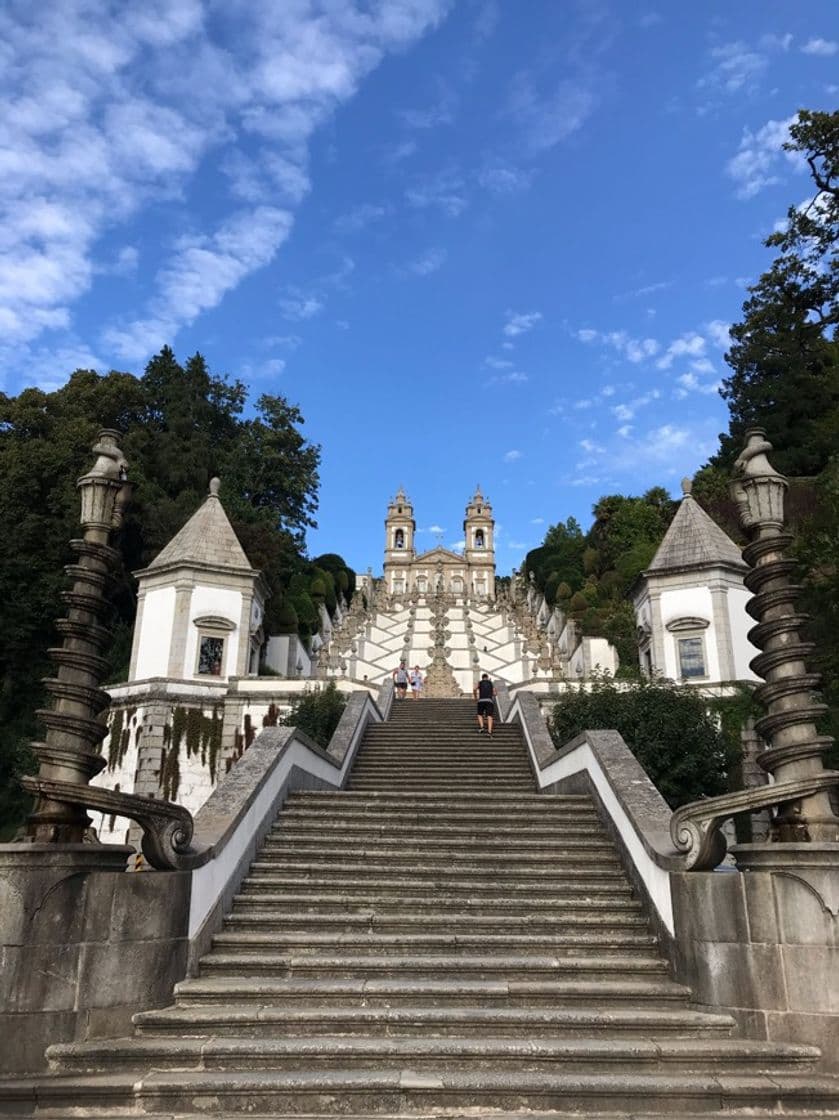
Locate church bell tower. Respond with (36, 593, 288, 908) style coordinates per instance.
(383, 487, 416, 595)
(463, 486, 495, 598)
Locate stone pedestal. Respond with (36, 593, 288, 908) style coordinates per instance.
(0, 844, 190, 1075)
(672, 852, 839, 1067)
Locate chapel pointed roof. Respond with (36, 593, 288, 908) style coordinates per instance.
(145, 478, 253, 573)
(646, 479, 746, 575)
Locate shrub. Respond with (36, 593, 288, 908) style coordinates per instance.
(281, 682, 347, 748)
(549, 675, 737, 807)
(275, 603, 299, 634)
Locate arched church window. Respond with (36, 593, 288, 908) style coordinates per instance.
(395, 529, 404, 549)
(475, 529, 484, 548)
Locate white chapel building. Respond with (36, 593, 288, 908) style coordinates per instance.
(632, 480, 759, 686)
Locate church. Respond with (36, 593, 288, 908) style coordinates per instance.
(382, 486, 496, 599)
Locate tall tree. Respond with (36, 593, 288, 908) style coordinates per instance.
(0, 350, 321, 836)
(714, 110, 839, 476)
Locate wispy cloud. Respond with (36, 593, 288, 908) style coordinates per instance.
(726, 115, 804, 198)
(507, 72, 597, 152)
(278, 292, 325, 321)
(503, 310, 542, 337)
(801, 38, 837, 56)
(656, 332, 706, 369)
(406, 247, 447, 276)
(576, 327, 660, 363)
(0, 0, 451, 374)
(503, 449, 523, 462)
(334, 203, 391, 234)
(405, 167, 468, 216)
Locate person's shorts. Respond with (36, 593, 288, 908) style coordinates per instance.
(396, 679, 408, 689)
(477, 699, 494, 715)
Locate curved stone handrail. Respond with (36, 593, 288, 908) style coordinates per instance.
(506, 691, 683, 934)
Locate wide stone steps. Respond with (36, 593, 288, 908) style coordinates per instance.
(48, 1035, 817, 1075)
(211, 930, 658, 954)
(130, 1003, 739, 1041)
(15, 1067, 839, 1116)
(8, 701, 839, 1120)
(169, 975, 693, 1008)
(198, 953, 668, 981)
(221, 910, 651, 934)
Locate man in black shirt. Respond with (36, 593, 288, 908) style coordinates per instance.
(473, 673, 496, 737)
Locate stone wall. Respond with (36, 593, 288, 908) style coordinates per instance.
(671, 867, 839, 1068)
(0, 850, 190, 1076)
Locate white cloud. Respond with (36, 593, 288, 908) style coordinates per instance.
(333, 203, 390, 234)
(611, 390, 660, 422)
(104, 205, 293, 361)
(278, 292, 324, 321)
(503, 449, 523, 462)
(616, 424, 633, 438)
(675, 370, 721, 397)
(407, 247, 447, 276)
(477, 163, 534, 195)
(487, 370, 528, 387)
(698, 41, 768, 96)
(576, 328, 598, 343)
(726, 115, 804, 198)
(503, 310, 542, 337)
(579, 438, 605, 454)
(530, 517, 544, 524)
(507, 72, 597, 152)
(485, 356, 514, 369)
(0, 0, 451, 374)
(576, 327, 659, 363)
(706, 319, 731, 349)
(801, 38, 837, 56)
(405, 168, 468, 216)
(657, 332, 706, 369)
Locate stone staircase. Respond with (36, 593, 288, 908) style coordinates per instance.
(4, 698, 839, 1117)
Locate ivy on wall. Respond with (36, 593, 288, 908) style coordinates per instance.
(106, 707, 136, 770)
(159, 704, 223, 800)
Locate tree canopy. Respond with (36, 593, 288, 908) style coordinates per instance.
(0, 347, 322, 836)
(713, 110, 839, 477)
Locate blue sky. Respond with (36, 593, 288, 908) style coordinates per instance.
(2, 2, 837, 574)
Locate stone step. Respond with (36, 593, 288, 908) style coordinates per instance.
(286, 791, 589, 807)
(197, 953, 667, 982)
(242, 868, 626, 892)
(279, 807, 600, 825)
(47, 1035, 819, 1076)
(221, 909, 649, 933)
(241, 873, 627, 898)
(211, 931, 658, 954)
(250, 848, 623, 873)
(231, 889, 636, 913)
(172, 976, 692, 1008)
(14, 1067, 839, 1115)
(349, 762, 531, 774)
(258, 836, 618, 858)
(347, 782, 537, 791)
(272, 820, 605, 840)
(133, 1002, 736, 1040)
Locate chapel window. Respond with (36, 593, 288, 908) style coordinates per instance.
(677, 636, 707, 680)
(197, 635, 225, 677)
(395, 529, 404, 549)
(475, 529, 484, 548)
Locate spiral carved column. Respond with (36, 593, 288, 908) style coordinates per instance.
(733, 429, 839, 843)
(24, 430, 131, 844)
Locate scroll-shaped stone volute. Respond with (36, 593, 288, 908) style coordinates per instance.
(20, 776, 210, 871)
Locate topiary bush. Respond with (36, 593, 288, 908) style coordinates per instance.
(281, 682, 347, 748)
(548, 675, 737, 807)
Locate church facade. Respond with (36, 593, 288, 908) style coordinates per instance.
(382, 487, 496, 599)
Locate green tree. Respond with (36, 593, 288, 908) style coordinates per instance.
(281, 682, 347, 748)
(549, 676, 736, 807)
(713, 110, 839, 476)
(0, 349, 321, 835)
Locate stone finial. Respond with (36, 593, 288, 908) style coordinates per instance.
(209, 477, 221, 497)
(681, 477, 693, 498)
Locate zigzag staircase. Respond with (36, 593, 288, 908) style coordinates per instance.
(4, 698, 839, 1117)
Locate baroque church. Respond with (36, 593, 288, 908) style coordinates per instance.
(382, 487, 496, 599)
